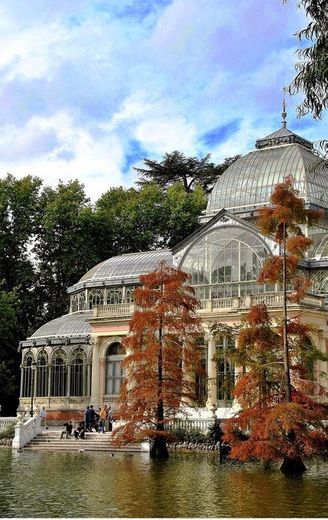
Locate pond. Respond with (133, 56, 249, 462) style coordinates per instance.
(0, 448, 328, 517)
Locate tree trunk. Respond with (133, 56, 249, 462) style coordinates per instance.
(281, 224, 306, 474)
(150, 435, 169, 459)
(282, 222, 292, 403)
(280, 456, 307, 474)
(280, 430, 306, 474)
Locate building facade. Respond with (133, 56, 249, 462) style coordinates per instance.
(19, 124, 328, 422)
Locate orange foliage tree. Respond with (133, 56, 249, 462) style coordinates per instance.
(217, 177, 328, 473)
(113, 261, 202, 458)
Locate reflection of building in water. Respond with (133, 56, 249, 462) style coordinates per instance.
(18, 122, 328, 422)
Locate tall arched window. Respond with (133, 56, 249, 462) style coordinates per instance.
(180, 226, 269, 300)
(70, 348, 87, 396)
(22, 353, 34, 397)
(51, 350, 67, 396)
(216, 336, 235, 405)
(105, 342, 125, 395)
(195, 344, 207, 406)
(36, 351, 48, 397)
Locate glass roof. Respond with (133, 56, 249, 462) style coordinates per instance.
(78, 250, 172, 285)
(30, 311, 92, 339)
(207, 133, 328, 214)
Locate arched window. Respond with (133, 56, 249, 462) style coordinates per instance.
(36, 351, 48, 397)
(88, 289, 104, 309)
(71, 295, 78, 312)
(124, 286, 135, 303)
(216, 336, 235, 405)
(180, 226, 269, 300)
(107, 288, 123, 305)
(22, 353, 34, 397)
(70, 348, 87, 396)
(195, 343, 207, 406)
(105, 342, 125, 395)
(51, 350, 67, 396)
(311, 270, 328, 295)
(78, 292, 86, 311)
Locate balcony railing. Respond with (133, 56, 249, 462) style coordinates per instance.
(91, 292, 324, 319)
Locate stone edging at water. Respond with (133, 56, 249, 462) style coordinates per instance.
(169, 441, 220, 452)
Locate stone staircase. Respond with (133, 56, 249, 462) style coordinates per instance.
(23, 429, 143, 453)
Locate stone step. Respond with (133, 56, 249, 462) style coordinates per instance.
(24, 431, 143, 452)
(24, 445, 141, 452)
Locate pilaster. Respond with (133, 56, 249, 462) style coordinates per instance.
(205, 331, 217, 410)
(90, 337, 101, 407)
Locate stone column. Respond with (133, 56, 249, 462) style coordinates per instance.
(19, 364, 24, 399)
(182, 342, 194, 407)
(206, 333, 217, 410)
(314, 331, 326, 394)
(90, 337, 101, 407)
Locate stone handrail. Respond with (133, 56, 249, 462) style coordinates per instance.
(12, 412, 42, 450)
(172, 418, 214, 431)
(92, 292, 325, 319)
(93, 303, 135, 318)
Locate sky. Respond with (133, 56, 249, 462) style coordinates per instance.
(0, 0, 326, 202)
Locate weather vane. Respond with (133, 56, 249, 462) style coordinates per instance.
(282, 86, 287, 128)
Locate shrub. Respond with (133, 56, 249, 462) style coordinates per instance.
(0, 422, 15, 439)
(169, 426, 209, 444)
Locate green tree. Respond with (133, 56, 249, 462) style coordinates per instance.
(162, 183, 207, 247)
(0, 175, 43, 412)
(0, 290, 20, 413)
(135, 151, 240, 194)
(34, 180, 97, 320)
(286, 0, 328, 119)
(96, 182, 207, 251)
(95, 184, 165, 254)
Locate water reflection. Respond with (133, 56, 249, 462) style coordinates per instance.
(0, 449, 327, 517)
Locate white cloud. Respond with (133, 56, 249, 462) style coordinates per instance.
(0, 0, 326, 203)
(0, 111, 128, 201)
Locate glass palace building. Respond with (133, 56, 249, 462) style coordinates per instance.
(18, 123, 328, 422)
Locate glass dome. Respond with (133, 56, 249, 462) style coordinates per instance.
(69, 250, 173, 292)
(30, 311, 92, 339)
(207, 127, 328, 215)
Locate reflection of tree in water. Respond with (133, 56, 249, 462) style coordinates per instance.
(2, 452, 328, 517)
(224, 463, 328, 518)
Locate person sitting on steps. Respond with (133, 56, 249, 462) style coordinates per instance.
(74, 423, 86, 439)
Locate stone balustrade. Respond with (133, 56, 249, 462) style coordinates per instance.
(12, 411, 42, 450)
(92, 292, 325, 319)
(93, 303, 135, 318)
(172, 418, 215, 432)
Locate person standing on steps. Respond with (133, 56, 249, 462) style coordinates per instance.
(85, 405, 92, 431)
(98, 406, 107, 433)
(108, 406, 113, 432)
(89, 405, 96, 431)
(39, 406, 48, 429)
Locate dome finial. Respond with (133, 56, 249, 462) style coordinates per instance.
(282, 86, 287, 128)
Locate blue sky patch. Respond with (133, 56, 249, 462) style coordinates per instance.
(201, 120, 241, 147)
